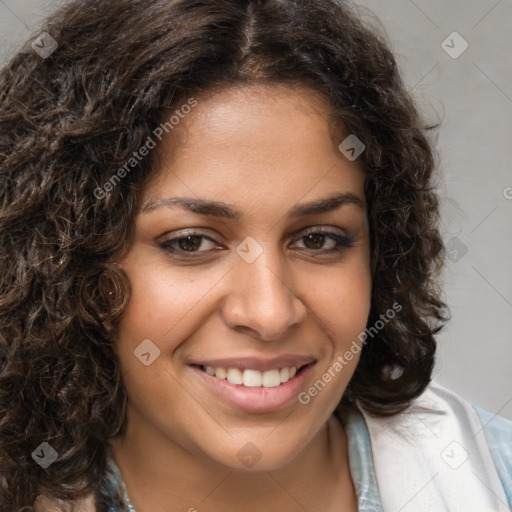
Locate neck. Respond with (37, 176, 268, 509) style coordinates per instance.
(110, 412, 356, 512)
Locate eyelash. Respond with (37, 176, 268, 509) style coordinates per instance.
(157, 228, 355, 259)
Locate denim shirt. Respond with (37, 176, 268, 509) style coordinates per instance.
(101, 404, 512, 511)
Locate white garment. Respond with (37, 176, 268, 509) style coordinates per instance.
(359, 381, 510, 512)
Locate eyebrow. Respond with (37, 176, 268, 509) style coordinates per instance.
(140, 192, 364, 219)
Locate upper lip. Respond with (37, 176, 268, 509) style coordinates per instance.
(189, 355, 317, 372)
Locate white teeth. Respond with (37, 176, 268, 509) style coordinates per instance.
(203, 365, 300, 387)
(215, 367, 227, 379)
(242, 369, 262, 387)
(226, 368, 243, 385)
(262, 369, 281, 388)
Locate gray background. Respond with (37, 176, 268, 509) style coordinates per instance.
(1, 0, 511, 418)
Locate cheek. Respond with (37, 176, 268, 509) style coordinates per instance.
(117, 255, 225, 347)
(113, 265, 207, 431)
(113, 254, 241, 417)
(296, 264, 371, 411)
(112, 261, 206, 394)
(304, 261, 372, 345)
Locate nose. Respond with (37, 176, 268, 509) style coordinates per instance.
(220, 249, 307, 341)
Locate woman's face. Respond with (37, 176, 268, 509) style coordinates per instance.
(115, 84, 371, 470)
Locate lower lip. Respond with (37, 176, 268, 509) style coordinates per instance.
(190, 364, 315, 413)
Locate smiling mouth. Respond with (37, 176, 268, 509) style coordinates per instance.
(194, 364, 311, 388)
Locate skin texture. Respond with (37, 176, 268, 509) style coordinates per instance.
(110, 84, 371, 512)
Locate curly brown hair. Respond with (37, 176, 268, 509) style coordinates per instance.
(0, 0, 449, 509)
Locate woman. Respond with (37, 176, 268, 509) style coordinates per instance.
(0, 0, 510, 510)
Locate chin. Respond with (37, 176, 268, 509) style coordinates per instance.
(197, 425, 317, 473)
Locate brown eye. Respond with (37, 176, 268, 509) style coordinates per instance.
(177, 235, 203, 252)
(158, 231, 221, 257)
(303, 233, 326, 249)
(292, 229, 355, 253)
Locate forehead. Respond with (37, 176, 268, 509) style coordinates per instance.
(154, 84, 347, 161)
(144, 84, 365, 210)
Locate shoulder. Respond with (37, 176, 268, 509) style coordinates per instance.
(357, 381, 512, 510)
(472, 404, 512, 505)
(411, 382, 512, 508)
